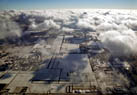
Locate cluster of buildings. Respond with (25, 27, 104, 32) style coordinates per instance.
(0, 31, 137, 95)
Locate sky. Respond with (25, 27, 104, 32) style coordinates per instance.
(0, 0, 137, 10)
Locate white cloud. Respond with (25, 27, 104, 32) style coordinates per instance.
(76, 19, 95, 31)
(1, 9, 137, 57)
(100, 30, 137, 57)
(28, 19, 60, 31)
(0, 18, 21, 39)
(61, 27, 75, 32)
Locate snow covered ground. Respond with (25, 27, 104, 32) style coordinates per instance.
(0, 9, 137, 57)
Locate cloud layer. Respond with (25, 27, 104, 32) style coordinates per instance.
(0, 9, 137, 57)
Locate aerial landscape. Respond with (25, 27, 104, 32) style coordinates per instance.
(0, 0, 137, 95)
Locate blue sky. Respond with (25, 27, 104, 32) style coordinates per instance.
(0, 0, 137, 10)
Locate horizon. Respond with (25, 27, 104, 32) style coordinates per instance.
(0, 0, 137, 10)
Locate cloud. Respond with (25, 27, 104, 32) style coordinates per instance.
(99, 30, 137, 57)
(33, 39, 53, 56)
(124, 20, 137, 31)
(61, 27, 75, 33)
(0, 9, 137, 57)
(30, 19, 60, 31)
(0, 17, 21, 39)
(76, 18, 96, 31)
